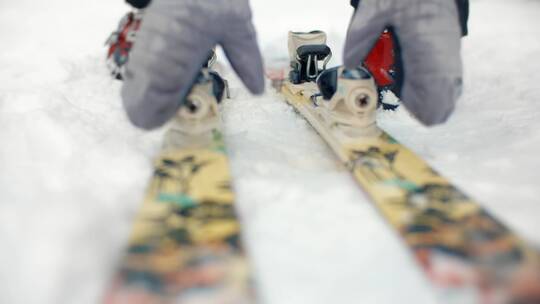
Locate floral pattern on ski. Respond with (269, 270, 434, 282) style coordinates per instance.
(349, 133, 540, 304)
(281, 82, 540, 304)
(103, 130, 254, 304)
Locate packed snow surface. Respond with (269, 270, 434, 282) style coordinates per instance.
(1, 0, 539, 303)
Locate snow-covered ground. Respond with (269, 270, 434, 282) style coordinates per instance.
(1, 0, 539, 303)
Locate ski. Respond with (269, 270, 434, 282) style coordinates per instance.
(103, 63, 254, 303)
(275, 31, 540, 304)
(105, 9, 143, 80)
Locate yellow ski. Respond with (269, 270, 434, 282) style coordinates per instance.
(278, 31, 540, 303)
(104, 70, 254, 304)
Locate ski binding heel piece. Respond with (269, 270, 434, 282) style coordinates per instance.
(168, 69, 224, 140)
(314, 67, 381, 138)
(288, 31, 332, 84)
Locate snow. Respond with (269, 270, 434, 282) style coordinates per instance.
(0, 0, 539, 303)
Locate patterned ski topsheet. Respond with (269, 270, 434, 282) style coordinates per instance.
(104, 129, 254, 304)
(281, 83, 540, 304)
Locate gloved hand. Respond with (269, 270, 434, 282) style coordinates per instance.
(345, 0, 464, 126)
(122, 0, 264, 129)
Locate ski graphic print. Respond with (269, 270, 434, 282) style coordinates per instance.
(344, 130, 540, 304)
(104, 72, 254, 304)
(277, 31, 540, 304)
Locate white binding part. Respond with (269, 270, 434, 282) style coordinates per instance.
(172, 82, 220, 135)
(164, 72, 221, 150)
(284, 68, 381, 162)
(316, 68, 381, 138)
(287, 31, 327, 63)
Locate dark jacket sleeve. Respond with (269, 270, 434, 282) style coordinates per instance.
(455, 0, 469, 36)
(126, 0, 151, 9)
(350, 0, 469, 37)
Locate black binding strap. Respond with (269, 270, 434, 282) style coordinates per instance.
(317, 67, 339, 100)
(296, 45, 331, 60)
(209, 71, 226, 103)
